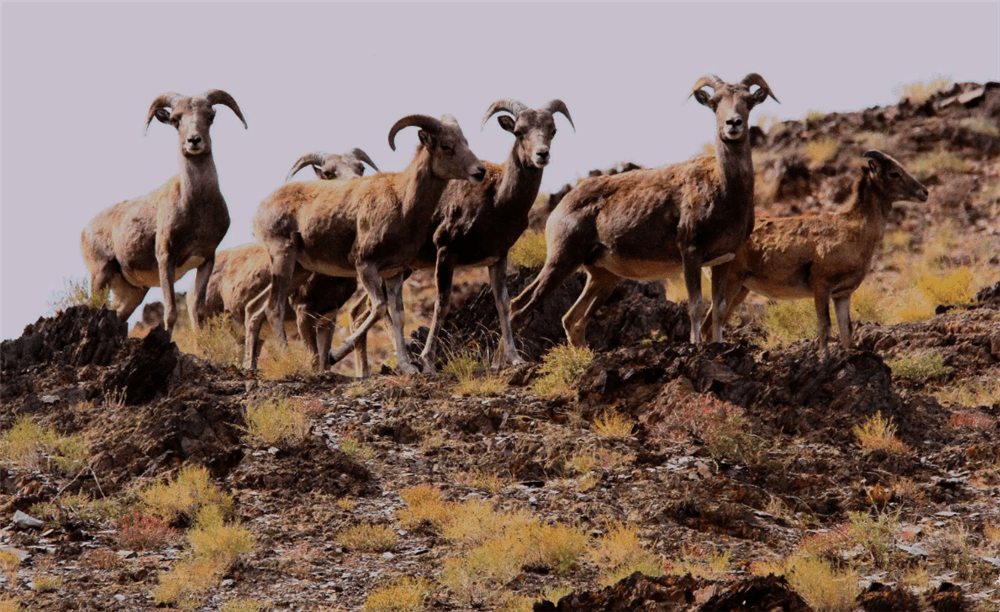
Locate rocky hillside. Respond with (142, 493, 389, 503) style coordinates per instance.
(1, 81, 999, 612)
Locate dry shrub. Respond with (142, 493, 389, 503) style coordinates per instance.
(887, 350, 953, 381)
(116, 510, 176, 550)
(337, 523, 398, 552)
(947, 409, 996, 431)
(258, 340, 315, 380)
(444, 348, 510, 397)
(339, 436, 374, 461)
(959, 116, 1000, 137)
(654, 394, 766, 465)
(397, 484, 450, 529)
(0, 596, 23, 612)
(784, 556, 858, 612)
(761, 299, 817, 347)
(592, 410, 634, 439)
(48, 276, 111, 313)
(442, 538, 523, 606)
(221, 601, 271, 612)
(0, 549, 21, 581)
(0, 416, 89, 474)
(894, 75, 953, 105)
(804, 138, 840, 167)
(847, 509, 900, 568)
(854, 131, 891, 152)
(30, 491, 124, 524)
(453, 470, 506, 493)
(172, 314, 242, 366)
(242, 397, 312, 449)
(852, 411, 910, 455)
(535, 522, 588, 575)
(153, 555, 228, 608)
(441, 499, 512, 546)
(83, 548, 124, 571)
(532, 345, 594, 399)
(364, 576, 433, 612)
(509, 231, 547, 270)
(936, 376, 1000, 409)
(849, 282, 893, 325)
(139, 465, 234, 523)
(805, 110, 826, 123)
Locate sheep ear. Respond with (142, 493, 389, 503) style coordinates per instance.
(868, 159, 880, 175)
(417, 129, 436, 149)
(497, 115, 516, 133)
(692, 89, 712, 108)
(751, 86, 770, 107)
(154, 108, 172, 125)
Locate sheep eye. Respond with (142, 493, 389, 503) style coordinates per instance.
(441, 144, 454, 153)
(889, 171, 901, 179)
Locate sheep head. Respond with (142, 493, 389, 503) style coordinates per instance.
(863, 150, 929, 206)
(482, 99, 575, 169)
(689, 73, 778, 143)
(388, 114, 486, 183)
(285, 148, 380, 182)
(145, 89, 247, 156)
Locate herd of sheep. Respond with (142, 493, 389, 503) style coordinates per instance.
(79, 73, 930, 376)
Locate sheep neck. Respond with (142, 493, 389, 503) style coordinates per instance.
(846, 172, 890, 222)
(497, 148, 544, 214)
(177, 152, 223, 208)
(714, 136, 755, 206)
(400, 147, 449, 222)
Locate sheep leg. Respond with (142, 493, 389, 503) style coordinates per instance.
(264, 247, 299, 348)
(385, 273, 419, 375)
(420, 249, 458, 373)
(681, 255, 707, 344)
(189, 255, 215, 329)
(314, 314, 335, 371)
(563, 266, 619, 348)
(704, 282, 750, 340)
(156, 255, 179, 334)
(488, 254, 528, 367)
(243, 284, 271, 370)
(295, 305, 322, 370)
(329, 265, 390, 368)
(109, 276, 149, 323)
(510, 244, 582, 331)
(833, 294, 854, 349)
(708, 261, 733, 343)
(813, 288, 833, 351)
(348, 295, 372, 378)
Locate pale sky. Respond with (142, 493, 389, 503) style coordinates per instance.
(2, 2, 998, 341)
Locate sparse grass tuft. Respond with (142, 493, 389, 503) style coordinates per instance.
(855, 130, 891, 152)
(48, 276, 111, 313)
(172, 314, 243, 366)
(784, 555, 858, 612)
(803, 138, 840, 167)
(31, 575, 63, 593)
(805, 110, 826, 123)
(221, 601, 271, 612)
(364, 576, 433, 612)
(936, 377, 1000, 409)
(139, 465, 234, 523)
(531, 345, 594, 399)
(153, 555, 227, 608)
(894, 75, 953, 105)
(116, 510, 176, 550)
(592, 522, 664, 587)
(444, 348, 510, 397)
(83, 548, 125, 570)
(0, 596, 23, 612)
(258, 340, 315, 380)
(850, 283, 892, 325)
(909, 149, 972, 181)
(339, 436, 375, 461)
(761, 299, 817, 347)
(887, 350, 953, 381)
(592, 410, 634, 439)
(959, 116, 1000, 137)
(242, 397, 312, 449)
(0, 415, 89, 474)
(535, 522, 588, 575)
(29, 491, 124, 524)
(337, 523, 398, 552)
(187, 504, 254, 568)
(847, 509, 900, 568)
(853, 411, 910, 455)
(397, 484, 450, 529)
(918, 266, 976, 306)
(668, 545, 731, 580)
(509, 231, 548, 270)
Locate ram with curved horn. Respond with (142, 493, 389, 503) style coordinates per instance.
(245, 113, 486, 374)
(349, 98, 574, 375)
(192, 148, 381, 369)
(286, 148, 380, 182)
(81, 89, 247, 336)
(701, 150, 928, 351)
(511, 74, 778, 348)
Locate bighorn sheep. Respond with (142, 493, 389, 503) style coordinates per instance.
(510, 74, 778, 347)
(350, 99, 574, 375)
(246, 114, 486, 374)
(80, 90, 247, 336)
(192, 149, 378, 368)
(702, 150, 928, 349)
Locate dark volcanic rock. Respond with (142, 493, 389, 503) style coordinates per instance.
(1, 306, 126, 374)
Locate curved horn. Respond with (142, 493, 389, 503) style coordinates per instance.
(349, 148, 380, 173)
(388, 114, 442, 151)
(481, 99, 529, 129)
(741, 73, 780, 104)
(202, 89, 248, 129)
(144, 92, 182, 134)
(862, 150, 894, 164)
(544, 99, 575, 132)
(687, 75, 724, 99)
(285, 152, 328, 182)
